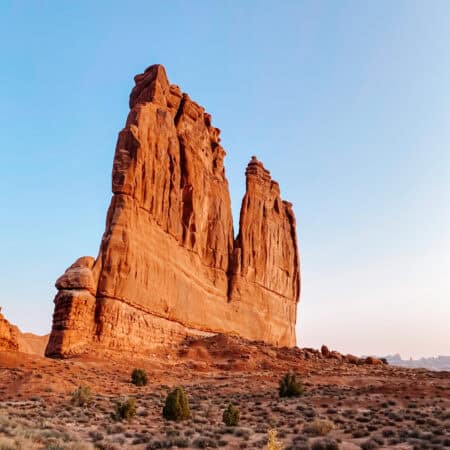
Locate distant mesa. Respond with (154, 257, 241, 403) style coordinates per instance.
(45, 64, 301, 358)
(383, 354, 450, 371)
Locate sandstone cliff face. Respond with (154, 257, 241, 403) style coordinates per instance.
(46, 65, 300, 357)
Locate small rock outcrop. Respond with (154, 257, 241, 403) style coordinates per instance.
(0, 308, 20, 351)
(46, 64, 301, 358)
(45, 257, 97, 356)
(0, 308, 48, 355)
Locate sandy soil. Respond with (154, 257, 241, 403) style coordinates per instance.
(0, 335, 448, 449)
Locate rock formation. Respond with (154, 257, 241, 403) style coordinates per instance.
(0, 307, 20, 351)
(0, 307, 48, 355)
(46, 64, 301, 358)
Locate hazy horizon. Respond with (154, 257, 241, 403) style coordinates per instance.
(1, 1, 449, 359)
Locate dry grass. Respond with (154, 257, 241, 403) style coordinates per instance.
(304, 418, 334, 436)
(0, 339, 448, 449)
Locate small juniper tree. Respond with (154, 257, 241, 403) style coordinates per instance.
(279, 372, 304, 398)
(162, 387, 190, 421)
(222, 403, 240, 426)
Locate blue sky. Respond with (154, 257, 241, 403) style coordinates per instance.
(1, 1, 449, 358)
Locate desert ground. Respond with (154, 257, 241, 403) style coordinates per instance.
(0, 335, 448, 450)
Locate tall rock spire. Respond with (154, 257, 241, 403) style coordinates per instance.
(46, 65, 300, 357)
(229, 157, 300, 346)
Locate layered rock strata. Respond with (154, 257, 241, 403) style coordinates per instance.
(46, 65, 300, 357)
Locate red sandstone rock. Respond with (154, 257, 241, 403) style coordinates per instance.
(46, 64, 301, 358)
(330, 350, 343, 360)
(229, 156, 300, 346)
(0, 308, 19, 351)
(46, 257, 97, 357)
(55, 256, 96, 295)
(0, 308, 47, 355)
(321, 345, 330, 357)
(365, 356, 383, 365)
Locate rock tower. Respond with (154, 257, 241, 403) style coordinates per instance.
(46, 65, 300, 357)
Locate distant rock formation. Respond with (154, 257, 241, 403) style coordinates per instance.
(0, 307, 48, 355)
(0, 307, 20, 351)
(46, 65, 300, 358)
(17, 333, 49, 356)
(384, 354, 450, 371)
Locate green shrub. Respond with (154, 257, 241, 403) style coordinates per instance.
(71, 385, 92, 406)
(162, 387, 190, 421)
(131, 368, 148, 386)
(115, 398, 136, 422)
(222, 403, 240, 426)
(279, 372, 304, 398)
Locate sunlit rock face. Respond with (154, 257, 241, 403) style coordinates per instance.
(46, 65, 301, 358)
(0, 308, 20, 351)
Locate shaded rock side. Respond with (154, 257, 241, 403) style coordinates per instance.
(46, 64, 300, 357)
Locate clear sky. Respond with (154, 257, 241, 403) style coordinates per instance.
(1, 1, 449, 359)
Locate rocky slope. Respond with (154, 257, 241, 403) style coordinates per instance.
(46, 64, 300, 358)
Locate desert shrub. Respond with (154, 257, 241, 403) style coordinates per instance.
(131, 368, 148, 386)
(279, 373, 304, 398)
(0, 436, 28, 450)
(223, 404, 240, 426)
(382, 429, 395, 438)
(115, 398, 136, 422)
(310, 438, 338, 450)
(162, 387, 190, 421)
(360, 439, 379, 450)
(71, 386, 92, 406)
(352, 429, 367, 438)
(304, 419, 334, 436)
(267, 429, 283, 450)
(88, 430, 104, 442)
(47, 444, 84, 450)
(233, 428, 252, 439)
(193, 437, 219, 448)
